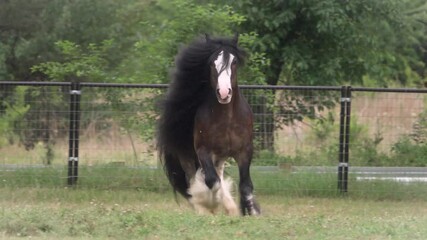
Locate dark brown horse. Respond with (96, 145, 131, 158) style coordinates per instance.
(157, 34, 260, 216)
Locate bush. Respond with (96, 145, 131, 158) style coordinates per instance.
(389, 137, 427, 167)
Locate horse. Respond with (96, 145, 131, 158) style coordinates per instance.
(157, 34, 260, 216)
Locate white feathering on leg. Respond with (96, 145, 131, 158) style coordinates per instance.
(220, 176, 239, 216)
(188, 169, 221, 214)
(187, 169, 239, 215)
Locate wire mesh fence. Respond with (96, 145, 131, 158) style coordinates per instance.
(1, 82, 427, 199)
(350, 90, 427, 166)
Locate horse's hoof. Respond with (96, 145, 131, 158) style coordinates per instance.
(241, 198, 261, 216)
(249, 204, 261, 216)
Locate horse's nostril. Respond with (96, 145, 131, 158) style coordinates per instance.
(228, 88, 231, 95)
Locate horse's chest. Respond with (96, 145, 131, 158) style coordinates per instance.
(194, 105, 251, 157)
(208, 120, 247, 155)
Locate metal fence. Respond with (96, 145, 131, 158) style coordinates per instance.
(1, 81, 427, 196)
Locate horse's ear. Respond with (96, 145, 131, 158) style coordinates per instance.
(232, 32, 239, 45)
(205, 33, 211, 43)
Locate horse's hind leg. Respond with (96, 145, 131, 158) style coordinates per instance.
(220, 177, 239, 216)
(235, 150, 261, 216)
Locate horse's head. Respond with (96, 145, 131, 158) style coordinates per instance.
(210, 50, 237, 104)
(208, 34, 240, 104)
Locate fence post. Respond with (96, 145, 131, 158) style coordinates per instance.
(343, 86, 352, 192)
(68, 81, 81, 186)
(338, 86, 351, 193)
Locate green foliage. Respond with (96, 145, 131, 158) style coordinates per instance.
(231, 0, 426, 87)
(0, 44, 9, 80)
(310, 112, 336, 141)
(106, 88, 163, 144)
(384, 107, 427, 166)
(2, 0, 427, 164)
(0, 0, 52, 80)
(26, 0, 268, 85)
(0, 87, 30, 147)
(31, 40, 114, 82)
(122, 0, 251, 84)
(235, 32, 270, 85)
(30, 39, 160, 149)
(389, 137, 427, 166)
(410, 107, 427, 144)
(224, 0, 427, 152)
(273, 109, 427, 167)
(0, 0, 135, 81)
(385, 105, 427, 167)
(26, 0, 269, 149)
(351, 132, 389, 166)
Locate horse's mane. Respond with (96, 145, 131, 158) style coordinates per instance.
(157, 36, 246, 156)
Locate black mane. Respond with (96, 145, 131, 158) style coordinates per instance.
(157, 36, 246, 196)
(175, 36, 246, 73)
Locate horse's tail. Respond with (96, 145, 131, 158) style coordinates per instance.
(161, 151, 191, 199)
(156, 81, 204, 197)
(157, 37, 213, 198)
(157, 74, 206, 199)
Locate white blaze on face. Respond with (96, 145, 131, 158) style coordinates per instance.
(214, 51, 235, 101)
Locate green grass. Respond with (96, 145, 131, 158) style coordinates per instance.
(0, 164, 427, 240)
(1, 187, 427, 239)
(2, 166, 427, 239)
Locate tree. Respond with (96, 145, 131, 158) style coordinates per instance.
(26, 0, 261, 154)
(0, 0, 132, 161)
(224, 0, 427, 151)
(400, 0, 427, 87)
(118, 0, 248, 84)
(234, 0, 426, 86)
(0, 0, 51, 81)
(0, 0, 130, 82)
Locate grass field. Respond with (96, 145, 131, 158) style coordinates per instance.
(2, 188, 427, 239)
(1, 166, 427, 239)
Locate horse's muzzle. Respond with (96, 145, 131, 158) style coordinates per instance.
(216, 88, 232, 104)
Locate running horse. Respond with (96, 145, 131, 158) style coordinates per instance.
(157, 34, 260, 216)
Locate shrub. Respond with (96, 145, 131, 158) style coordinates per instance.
(389, 137, 427, 167)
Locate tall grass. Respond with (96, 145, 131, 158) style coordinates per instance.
(2, 165, 427, 201)
(0, 165, 168, 191)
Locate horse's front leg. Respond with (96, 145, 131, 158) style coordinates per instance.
(196, 146, 220, 190)
(188, 147, 222, 214)
(236, 149, 261, 216)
